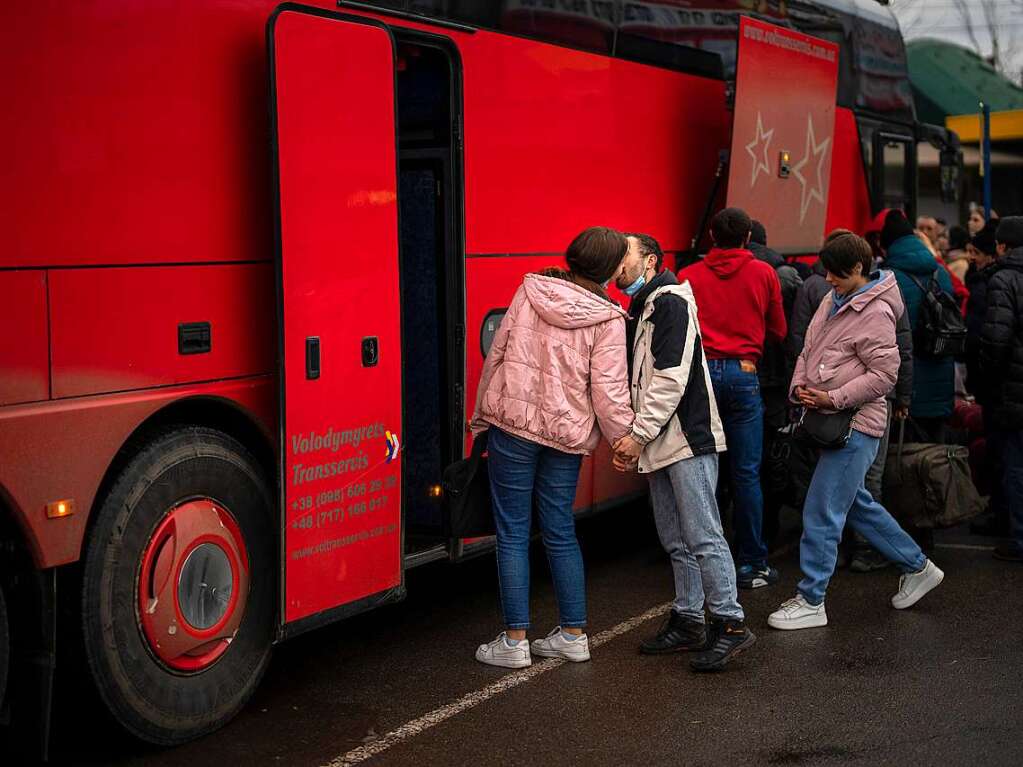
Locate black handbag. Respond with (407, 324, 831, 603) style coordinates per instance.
(794, 407, 856, 450)
(441, 432, 495, 538)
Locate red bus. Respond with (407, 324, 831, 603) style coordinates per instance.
(0, 0, 958, 754)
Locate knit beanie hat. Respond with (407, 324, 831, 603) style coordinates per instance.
(972, 220, 998, 256)
(995, 216, 1023, 250)
(880, 209, 914, 250)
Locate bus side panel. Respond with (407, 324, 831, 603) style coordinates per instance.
(458, 29, 729, 256)
(825, 107, 873, 236)
(49, 264, 275, 399)
(0, 270, 49, 406)
(0, 378, 274, 568)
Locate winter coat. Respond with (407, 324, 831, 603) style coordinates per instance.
(749, 241, 784, 268)
(759, 262, 803, 390)
(787, 260, 830, 360)
(627, 271, 726, 473)
(979, 247, 1023, 428)
(884, 234, 955, 419)
(790, 271, 904, 438)
(471, 273, 634, 454)
(788, 259, 914, 408)
(965, 261, 998, 398)
(680, 247, 787, 361)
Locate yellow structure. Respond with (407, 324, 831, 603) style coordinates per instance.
(946, 109, 1023, 142)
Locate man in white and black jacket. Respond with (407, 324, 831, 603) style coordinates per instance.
(613, 234, 755, 672)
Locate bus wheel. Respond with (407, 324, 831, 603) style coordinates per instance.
(81, 427, 274, 745)
(0, 584, 8, 708)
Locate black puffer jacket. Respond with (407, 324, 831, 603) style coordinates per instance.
(980, 247, 1023, 426)
(965, 261, 998, 398)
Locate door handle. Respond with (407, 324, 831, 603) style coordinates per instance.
(306, 337, 320, 380)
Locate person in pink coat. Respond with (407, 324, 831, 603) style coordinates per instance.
(768, 233, 945, 631)
(470, 226, 634, 667)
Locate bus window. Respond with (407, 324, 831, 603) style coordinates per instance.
(872, 133, 914, 217)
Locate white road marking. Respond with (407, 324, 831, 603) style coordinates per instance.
(324, 602, 672, 767)
(933, 543, 995, 551)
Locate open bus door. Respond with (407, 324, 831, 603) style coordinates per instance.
(269, 5, 405, 633)
(725, 17, 840, 254)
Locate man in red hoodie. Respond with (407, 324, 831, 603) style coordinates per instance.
(682, 207, 787, 589)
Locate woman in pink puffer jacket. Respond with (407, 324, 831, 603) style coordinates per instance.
(470, 226, 634, 668)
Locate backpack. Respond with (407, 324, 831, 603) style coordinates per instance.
(907, 269, 967, 358)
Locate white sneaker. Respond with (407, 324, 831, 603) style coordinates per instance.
(768, 594, 828, 630)
(475, 632, 532, 669)
(530, 626, 591, 662)
(891, 559, 944, 610)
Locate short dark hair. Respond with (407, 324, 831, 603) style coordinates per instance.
(824, 228, 854, 244)
(624, 232, 664, 272)
(565, 226, 628, 285)
(750, 220, 767, 246)
(948, 225, 970, 251)
(710, 207, 752, 249)
(819, 233, 873, 278)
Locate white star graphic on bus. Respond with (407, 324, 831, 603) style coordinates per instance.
(791, 113, 831, 224)
(744, 112, 774, 188)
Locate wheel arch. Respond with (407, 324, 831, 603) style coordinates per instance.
(85, 395, 278, 551)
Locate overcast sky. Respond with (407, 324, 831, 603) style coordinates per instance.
(889, 0, 1023, 84)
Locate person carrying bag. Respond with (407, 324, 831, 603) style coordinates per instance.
(768, 233, 945, 631)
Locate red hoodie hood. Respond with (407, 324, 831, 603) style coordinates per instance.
(703, 247, 754, 279)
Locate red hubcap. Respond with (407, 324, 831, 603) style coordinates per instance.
(137, 500, 250, 672)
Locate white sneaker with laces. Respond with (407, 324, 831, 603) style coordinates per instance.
(768, 594, 828, 630)
(891, 559, 944, 610)
(475, 632, 531, 669)
(530, 626, 591, 662)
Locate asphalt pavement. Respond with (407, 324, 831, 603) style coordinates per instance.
(54, 505, 1023, 766)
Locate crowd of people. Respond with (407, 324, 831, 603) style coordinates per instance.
(466, 202, 1023, 673)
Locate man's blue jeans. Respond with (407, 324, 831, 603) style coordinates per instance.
(487, 427, 586, 630)
(647, 453, 744, 622)
(799, 429, 927, 605)
(707, 359, 767, 567)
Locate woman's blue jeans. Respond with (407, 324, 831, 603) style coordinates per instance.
(799, 429, 926, 605)
(487, 427, 585, 630)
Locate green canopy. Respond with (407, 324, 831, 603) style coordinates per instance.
(907, 38, 1023, 125)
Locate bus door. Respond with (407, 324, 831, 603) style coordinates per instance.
(269, 5, 404, 631)
(725, 17, 840, 254)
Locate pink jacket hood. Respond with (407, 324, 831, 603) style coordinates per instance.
(522, 273, 628, 328)
(470, 273, 634, 454)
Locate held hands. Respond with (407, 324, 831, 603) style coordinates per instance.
(795, 385, 834, 410)
(612, 434, 642, 472)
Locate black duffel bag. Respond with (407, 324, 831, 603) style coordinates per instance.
(883, 420, 984, 529)
(442, 431, 495, 538)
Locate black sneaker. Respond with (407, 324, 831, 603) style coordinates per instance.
(850, 546, 891, 573)
(689, 619, 756, 672)
(639, 610, 707, 654)
(737, 564, 779, 590)
(993, 543, 1023, 563)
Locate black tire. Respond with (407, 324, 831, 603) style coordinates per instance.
(0, 584, 8, 708)
(81, 427, 274, 745)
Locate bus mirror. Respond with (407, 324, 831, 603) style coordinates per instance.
(939, 146, 961, 204)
